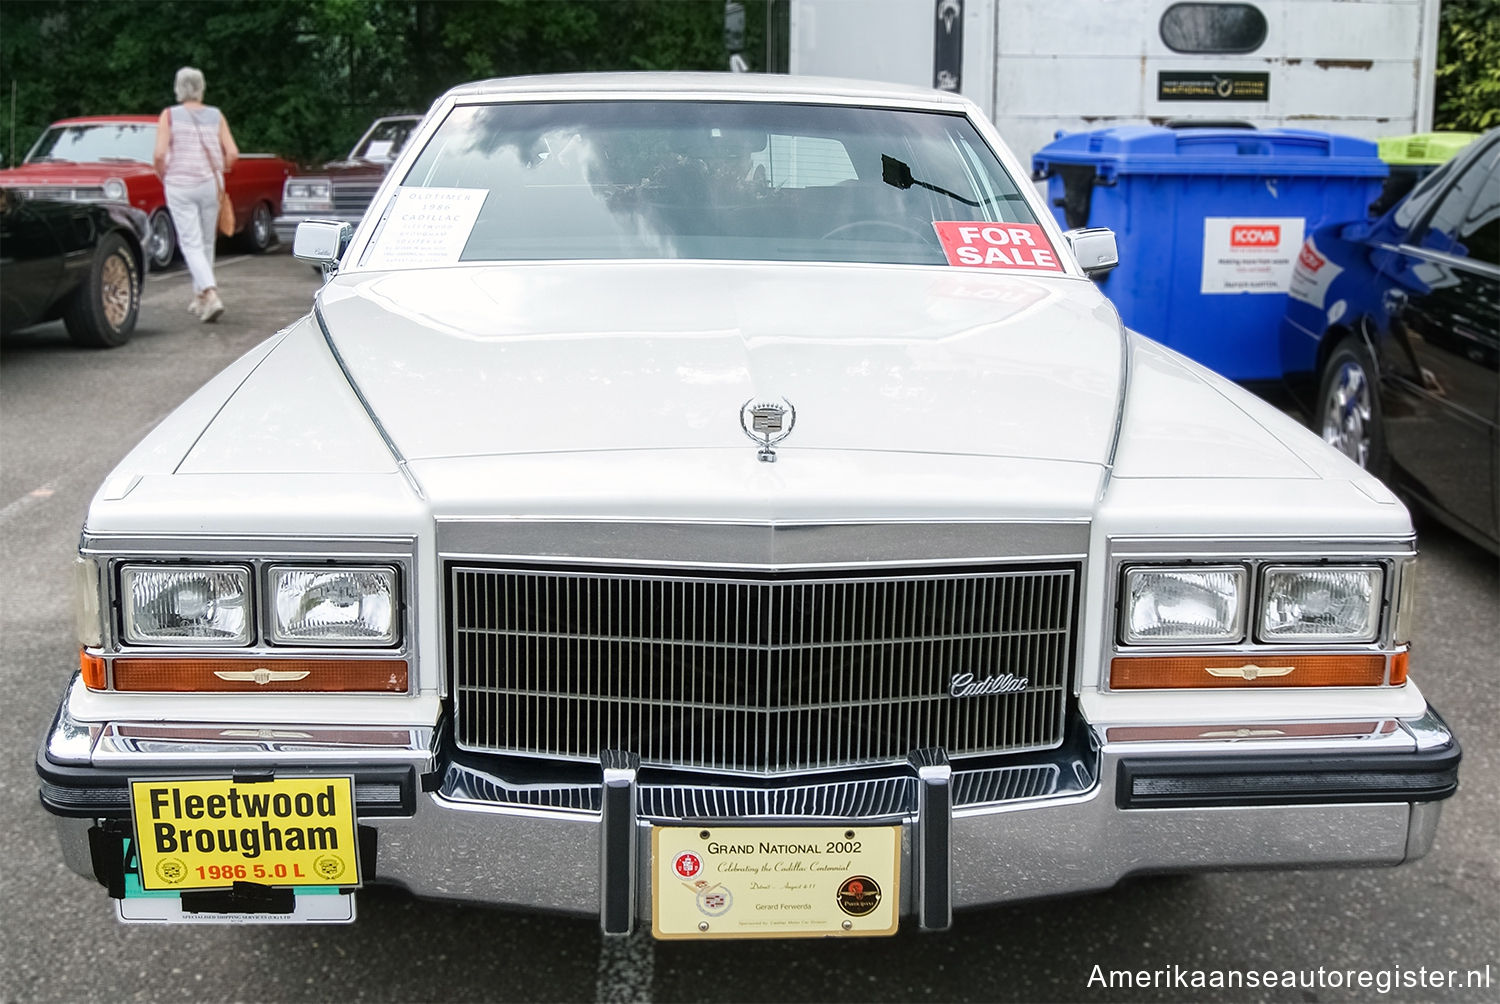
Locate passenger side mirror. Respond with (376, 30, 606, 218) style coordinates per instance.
(293, 220, 355, 280)
(1064, 227, 1118, 279)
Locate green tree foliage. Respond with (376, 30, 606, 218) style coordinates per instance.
(1434, 0, 1500, 131)
(1, 0, 767, 165)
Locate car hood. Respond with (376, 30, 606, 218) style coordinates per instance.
(314, 262, 1126, 466)
(310, 160, 391, 177)
(0, 161, 154, 184)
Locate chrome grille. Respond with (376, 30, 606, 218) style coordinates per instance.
(448, 563, 1076, 773)
(439, 761, 1065, 819)
(331, 182, 380, 215)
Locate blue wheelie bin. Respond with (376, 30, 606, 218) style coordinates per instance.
(1033, 126, 1387, 382)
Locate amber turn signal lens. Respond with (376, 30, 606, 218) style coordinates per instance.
(111, 658, 407, 693)
(80, 649, 107, 690)
(1390, 651, 1409, 686)
(1111, 653, 1388, 689)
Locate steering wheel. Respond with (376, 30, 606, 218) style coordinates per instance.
(821, 219, 930, 242)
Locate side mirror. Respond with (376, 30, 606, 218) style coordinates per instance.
(293, 220, 354, 279)
(1064, 227, 1118, 279)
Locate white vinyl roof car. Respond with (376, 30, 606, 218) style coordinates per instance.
(41, 74, 1458, 938)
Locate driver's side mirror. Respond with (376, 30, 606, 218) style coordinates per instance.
(293, 220, 355, 280)
(1064, 227, 1118, 279)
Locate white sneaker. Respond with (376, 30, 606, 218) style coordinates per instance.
(188, 295, 203, 317)
(199, 291, 224, 323)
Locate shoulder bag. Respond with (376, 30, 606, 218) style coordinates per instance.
(190, 110, 235, 236)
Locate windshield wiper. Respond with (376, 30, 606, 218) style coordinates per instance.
(27, 156, 71, 163)
(97, 156, 145, 164)
(880, 154, 1026, 208)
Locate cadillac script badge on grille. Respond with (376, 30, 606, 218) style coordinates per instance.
(740, 398, 797, 463)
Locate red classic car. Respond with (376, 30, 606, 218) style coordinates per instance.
(0, 115, 293, 270)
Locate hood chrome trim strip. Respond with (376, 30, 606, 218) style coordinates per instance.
(314, 303, 426, 500)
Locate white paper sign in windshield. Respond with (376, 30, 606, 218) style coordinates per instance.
(365, 187, 487, 269)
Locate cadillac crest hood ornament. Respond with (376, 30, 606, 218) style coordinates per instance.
(740, 398, 796, 463)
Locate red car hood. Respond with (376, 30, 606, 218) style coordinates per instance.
(0, 161, 155, 185)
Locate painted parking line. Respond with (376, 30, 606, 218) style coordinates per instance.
(594, 929, 654, 1003)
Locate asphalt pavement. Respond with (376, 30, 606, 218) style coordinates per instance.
(1, 250, 1495, 1003)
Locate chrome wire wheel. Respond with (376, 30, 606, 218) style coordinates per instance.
(1321, 356, 1373, 468)
(148, 210, 176, 269)
(100, 252, 136, 330)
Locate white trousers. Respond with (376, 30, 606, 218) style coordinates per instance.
(164, 178, 220, 294)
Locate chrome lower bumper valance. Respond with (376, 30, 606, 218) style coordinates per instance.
(38, 695, 1459, 932)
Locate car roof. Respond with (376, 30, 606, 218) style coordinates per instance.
(51, 115, 157, 126)
(443, 72, 968, 108)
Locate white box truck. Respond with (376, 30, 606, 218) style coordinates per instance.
(787, 0, 1440, 162)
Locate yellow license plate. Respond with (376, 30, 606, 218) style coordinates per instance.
(129, 777, 360, 892)
(652, 824, 900, 939)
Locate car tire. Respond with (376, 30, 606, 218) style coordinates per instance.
(1317, 338, 1388, 478)
(63, 232, 140, 349)
(239, 201, 275, 253)
(148, 209, 177, 270)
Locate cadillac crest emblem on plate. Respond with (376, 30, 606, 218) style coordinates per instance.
(739, 398, 796, 463)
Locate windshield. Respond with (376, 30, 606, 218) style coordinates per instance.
(27, 123, 156, 164)
(374, 100, 1039, 266)
(352, 118, 419, 161)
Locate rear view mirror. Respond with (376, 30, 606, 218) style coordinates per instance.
(1064, 227, 1118, 279)
(293, 220, 354, 280)
(881, 155, 915, 190)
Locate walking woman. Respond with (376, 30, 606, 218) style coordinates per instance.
(153, 66, 238, 322)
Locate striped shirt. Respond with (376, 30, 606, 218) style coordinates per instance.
(165, 105, 224, 184)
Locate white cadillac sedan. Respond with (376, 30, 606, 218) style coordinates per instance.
(39, 74, 1458, 937)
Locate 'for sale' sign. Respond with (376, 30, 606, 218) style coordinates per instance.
(932, 222, 1064, 272)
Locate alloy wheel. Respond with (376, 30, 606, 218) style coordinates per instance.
(100, 252, 136, 330)
(1321, 358, 1373, 468)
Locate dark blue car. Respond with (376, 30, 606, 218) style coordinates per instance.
(1280, 129, 1499, 553)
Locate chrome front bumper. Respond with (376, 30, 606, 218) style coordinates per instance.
(39, 690, 1459, 933)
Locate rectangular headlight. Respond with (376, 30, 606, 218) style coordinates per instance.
(1259, 566, 1382, 643)
(285, 180, 331, 200)
(121, 565, 252, 646)
(270, 566, 399, 645)
(1122, 566, 1245, 644)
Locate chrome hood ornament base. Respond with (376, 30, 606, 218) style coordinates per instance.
(740, 398, 796, 463)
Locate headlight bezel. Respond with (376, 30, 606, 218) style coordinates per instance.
(283, 178, 334, 210)
(266, 564, 401, 646)
(119, 563, 255, 647)
(1256, 564, 1384, 644)
(79, 536, 416, 695)
(1120, 564, 1247, 646)
(1107, 538, 1414, 692)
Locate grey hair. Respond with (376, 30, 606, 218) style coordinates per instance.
(174, 66, 205, 103)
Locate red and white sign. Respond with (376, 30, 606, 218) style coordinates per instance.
(932, 222, 1064, 272)
(1288, 236, 1344, 309)
(1201, 216, 1305, 294)
(1231, 224, 1282, 247)
(671, 851, 703, 880)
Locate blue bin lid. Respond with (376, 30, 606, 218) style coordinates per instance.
(1033, 125, 1387, 180)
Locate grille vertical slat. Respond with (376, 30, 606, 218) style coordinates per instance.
(450, 563, 1075, 773)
